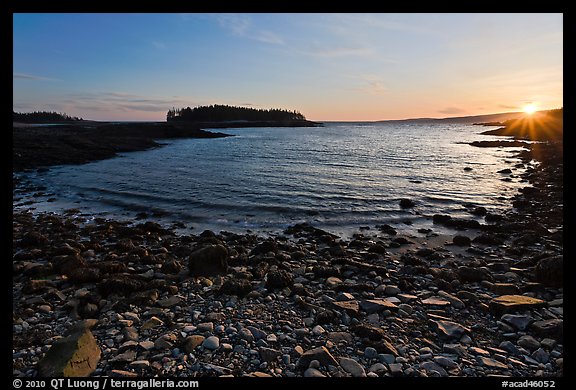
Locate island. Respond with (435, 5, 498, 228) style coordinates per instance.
(13, 105, 320, 171)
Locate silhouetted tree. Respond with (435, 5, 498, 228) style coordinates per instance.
(167, 104, 306, 122)
(13, 111, 82, 123)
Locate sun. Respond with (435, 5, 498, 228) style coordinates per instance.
(523, 104, 537, 115)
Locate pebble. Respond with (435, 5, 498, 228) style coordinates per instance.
(304, 368, 326, 377)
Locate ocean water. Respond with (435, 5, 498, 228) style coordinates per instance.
(14, 122, 530, 238)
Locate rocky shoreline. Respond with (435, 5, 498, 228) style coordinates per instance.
(13, 130, 563, 378)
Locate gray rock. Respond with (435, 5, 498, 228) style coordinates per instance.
(260, 347, 281, 363)
(431, 320, 470, 340)
(298, 346, 338, 368)
(501, 314, 533, 331)
(518, 335, 540, 351)
(369, 363, 387, 374)
(530, 319, 563, 339)
(531, 348, 550, 364)
(202, 336, 220, 350)
(304, 368, 326, 377)
(379, 354, 395, 364)
(499, 341, 522, 356)
(364, 347, 378, 359)
(438, 291, 465, 309)
(388, 363, 403, 376)
(420, 361, 448, 376)
(359, 298, 398, 313)
(434, 356, 458, 369)
(340, 357, 367, 377)
(37, 320, 101, 377)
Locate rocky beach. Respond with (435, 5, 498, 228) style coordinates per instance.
(12, 118, 563, 379)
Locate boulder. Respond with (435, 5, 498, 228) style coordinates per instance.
(37, 320, 101, 377)
(188, 245, 229, 276)
(535, 255, 563, 287)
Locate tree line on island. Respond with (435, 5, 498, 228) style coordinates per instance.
(166, 104, 307, 122)
(13, 111, 83, 123)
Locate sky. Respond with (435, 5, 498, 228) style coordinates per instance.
(13, 13, 563, 122)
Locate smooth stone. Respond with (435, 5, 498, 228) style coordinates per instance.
(304, 368, 326, 377)
(202, 336, 220, 350)
(369, 363, 387, 375)
(434, 356, 458, 369)
(518, 335, 540, 351)
(364, 347, 378, 359)
(339, 357, 367, 377)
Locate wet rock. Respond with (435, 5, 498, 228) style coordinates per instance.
(188, 244, 229, 276)
(265, 269, 294, 290)
(489, 295, 546, 315)
(534, 255, 563, 287)
(68, 267, 102, 284)
(37, 320, 101, 377)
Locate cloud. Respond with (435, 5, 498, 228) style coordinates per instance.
(438, 107, 467, 115)
(215, 13, 284, 45)
(13, 72, 56, 81)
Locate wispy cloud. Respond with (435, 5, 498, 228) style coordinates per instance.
(13, 72, 57, 81)
(215, 13, 284, 45)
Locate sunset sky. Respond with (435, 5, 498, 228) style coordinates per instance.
(13, 13, 563, 122)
